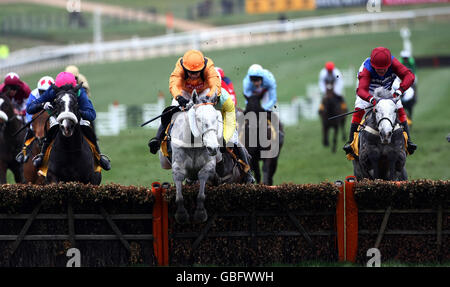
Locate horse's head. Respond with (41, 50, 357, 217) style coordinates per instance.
(325, 74, 335, 98)
(0, 93, 14, 126)
(373, 88, 399, 144)
(188, 90, 220, 156)
(53, 89, 80, 137)
(31, 112, 49, 139)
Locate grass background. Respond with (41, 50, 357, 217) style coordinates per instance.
(16, 19, 450, 187)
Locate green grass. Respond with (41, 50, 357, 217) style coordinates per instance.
(15, 20, 450, 186)
(0, 3, 168, 51)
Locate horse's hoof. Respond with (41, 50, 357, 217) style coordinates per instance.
(193, 209, 208, 224)
(175, 210, 190, 224)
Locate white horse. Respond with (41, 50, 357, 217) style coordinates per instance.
(353, 87, 408, 181)
(170, 91, 222, 224)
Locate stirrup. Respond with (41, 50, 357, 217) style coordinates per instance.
(244, 171, 256, 184)
(99, 154, 111, 170)
(16, 151, 28, 163)
(32, 153, 44, 168)
(343, 142, 353, 154)
(407, 142, 417, 155)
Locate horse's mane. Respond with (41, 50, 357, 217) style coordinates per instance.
(373, 87, 392, 100)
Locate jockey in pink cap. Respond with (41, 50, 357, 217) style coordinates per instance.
(26, 71, 111, 170)
(54, 71, 77, 88)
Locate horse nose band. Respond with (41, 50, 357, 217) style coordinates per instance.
(377, 117, 395, 128)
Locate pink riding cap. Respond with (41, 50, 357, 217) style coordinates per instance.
(55, 72, 77, 88)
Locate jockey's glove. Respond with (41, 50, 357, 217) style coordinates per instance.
(42, 102, 54, 111)
(393, 89, 403, 98)
(369, 97, 377, 106)
(176, 95, 189, 108)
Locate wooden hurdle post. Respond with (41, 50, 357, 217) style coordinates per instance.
(336, 176, 358, 262)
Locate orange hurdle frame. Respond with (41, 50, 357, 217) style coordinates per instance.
(336, 176, 358, 262)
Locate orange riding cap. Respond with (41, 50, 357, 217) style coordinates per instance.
(169, 56, 221, 99)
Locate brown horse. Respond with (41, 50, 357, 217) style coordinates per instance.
(23, 112, 49, 184)
(319, 77, 347, 153)
(0, 93, 26, 183)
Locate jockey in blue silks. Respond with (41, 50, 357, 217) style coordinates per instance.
(15, 76, 54, 163)
(26, 71, 111, 171)
(242, 64, 277, 111)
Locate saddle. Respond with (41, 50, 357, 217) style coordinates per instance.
(37, 136, 102, 178)
(346, 119, 409, 161)
(160, 121, 250, 173)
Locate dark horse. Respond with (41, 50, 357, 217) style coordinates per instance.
(23, 112, 49, 184)
(239, 95, 284, 185)
(45, 85, 101, 184)
(319, 76, 347, 153)
(0, 93, 26, 183)
(353, 88, 407, 181)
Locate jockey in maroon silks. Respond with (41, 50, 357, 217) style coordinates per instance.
(0, 72, 31, 119)
(343, 47, 417, 155)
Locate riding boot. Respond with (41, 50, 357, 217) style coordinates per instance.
(234, 144, 256, 184)
(148, 121, 169, 154)
(80, 125, 111, 171)
(32, 125, 58, 168)
(400, 121, 417, 155)
(16, 128, 34, 163)
(343, 123, 359, 155)
(94, 141, 111, 171)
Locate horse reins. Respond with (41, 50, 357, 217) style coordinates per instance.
(194, 102, 218, 142)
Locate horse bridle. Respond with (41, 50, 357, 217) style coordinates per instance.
(377, 117, 395, 129)
(193, 102, 218, 142)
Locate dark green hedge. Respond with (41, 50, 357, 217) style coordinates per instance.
(354, 179, 450, 209)
(354, 179, 449, 264)
(164, 183, 339, 266)
(0, 183, 155, 267)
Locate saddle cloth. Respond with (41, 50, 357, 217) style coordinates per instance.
(346, 121, 409, 161)
(38, 136, 102, 177)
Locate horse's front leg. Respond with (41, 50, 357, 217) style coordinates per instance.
(341, 119, 346, 142)
(172, 160, 189, 224)
(367, 150, 380, 179)
(332, 126, 338, 153)
(250, 153, 261, 184)
(11, 163, 24, 184)
(194, 160, 215, 224)
(323, 123, 329, 147)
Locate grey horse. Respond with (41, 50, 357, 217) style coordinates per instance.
(170, 91, 221, 224)
(353, 87, 408, 181)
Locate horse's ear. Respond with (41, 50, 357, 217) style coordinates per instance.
(74, 82, 83, 93)
(192, 90, 198, 104)
(243, 94, 249, 101)
(51, 83, 60, 93)
(209, 91, 218, 104)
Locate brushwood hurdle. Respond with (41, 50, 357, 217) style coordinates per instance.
(0, 179, 448, 266)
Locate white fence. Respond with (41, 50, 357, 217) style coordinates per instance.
(1, 7, 449, 76)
